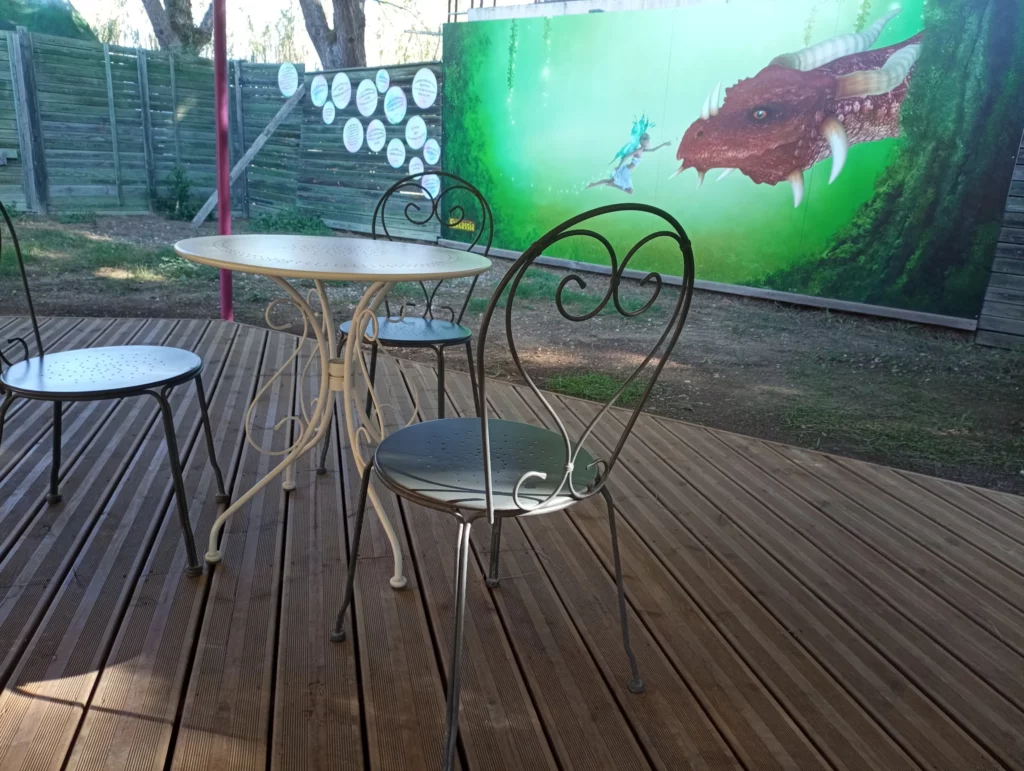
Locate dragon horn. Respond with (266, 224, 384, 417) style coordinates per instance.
(700, 92, 712, 121)
(771, 6, 901, 71)
(819, 117, 848, 183)
(710, 81, 722, 117)
(835, 44, 921, 99)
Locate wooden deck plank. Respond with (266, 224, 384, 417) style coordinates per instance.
(0, 319, 233, 771)
(824, 455, 1024, 567)
(612, 408, 1017, 770)
(270, 345, 361, 770)
(539, 394, 923, 771)
(331, 368, 457, 771)
(169, 330, 296, 771)
(701, 431, 1024, 700)
(431, 367, 652, 771)
(0, 319, 1021, 771)
(63, 323, 266, 771)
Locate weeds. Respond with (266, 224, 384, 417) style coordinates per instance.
(546, 372, 645, 408)
(254, 208, 331, 235)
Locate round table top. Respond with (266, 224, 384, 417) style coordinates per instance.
(174, 234, 491, 282)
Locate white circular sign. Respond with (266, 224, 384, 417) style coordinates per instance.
(412, 68, 438, 109)
(387, 138, 406, 169)
(422, 174, 441, 199)
(278, 63, 298, 97)
(409, 157, 424, 176)
(376, 69, 391, 93)
(356, 79, 378, 117)
(310, 74, 329, 107)
(383, 86, 407, 125)
(405, 116, 427, 150)
(322, 101, 336, 124)
(343, 118, 364, 153)
(366, 119, 386, 153)
(331, 73, 351, 109)
(423, 138, 441, 166)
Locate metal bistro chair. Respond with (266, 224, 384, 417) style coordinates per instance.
(330, 203, 696, 769)
(0, 200, 228, 576)
(343, 173, 492, 412)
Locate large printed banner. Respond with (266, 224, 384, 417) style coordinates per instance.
(442, 0, 1024, 319)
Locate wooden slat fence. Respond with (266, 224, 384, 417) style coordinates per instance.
(976, 129, 1024, 349)
(296, 62, 443, 239)
(0, 33, 26, 211)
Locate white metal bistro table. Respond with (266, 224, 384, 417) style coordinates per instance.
(174, 234, 491, 588)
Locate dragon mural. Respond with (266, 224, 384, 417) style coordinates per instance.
(672, 7, 922, 207)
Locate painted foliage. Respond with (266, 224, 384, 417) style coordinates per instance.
(442, 0, 1024, 319)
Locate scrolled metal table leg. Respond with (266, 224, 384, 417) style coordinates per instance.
(343, 281, 407, 589)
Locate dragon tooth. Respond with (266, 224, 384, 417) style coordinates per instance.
(696, 170, 706, 189)
(716, 168, 735, 181)
(787, 169, 805, 207)
(819, 116, 848, 184)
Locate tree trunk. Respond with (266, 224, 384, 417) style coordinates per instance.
(296, 0, 367, 69)
(139, 0, 213, 52)
(765, 0, 1024, 318)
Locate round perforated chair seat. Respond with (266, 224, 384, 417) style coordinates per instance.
(374, 418, 599, 513)
(0, 346, 202, 399)
(340, 316, 472, 347)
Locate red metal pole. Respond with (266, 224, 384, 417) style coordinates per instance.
(213, 0, 233, 321)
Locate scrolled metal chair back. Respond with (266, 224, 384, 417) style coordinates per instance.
(0, 200, 43, 371)
(476, 203, 695, 524)
(372, 171, 494, 324)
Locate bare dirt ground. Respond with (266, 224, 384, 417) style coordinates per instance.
(3, 214, 1022, 494)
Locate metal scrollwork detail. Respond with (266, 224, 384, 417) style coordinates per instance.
(477, 203, 696, 521)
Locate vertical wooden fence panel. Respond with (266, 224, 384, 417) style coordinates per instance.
(1, 32, 29, 211)
(232, 59, 250, 218)
(137, 49, 156, 207)
(239, 62, 304, 216)
(102, 44, 123, 205)
(11, 27, 46, 213)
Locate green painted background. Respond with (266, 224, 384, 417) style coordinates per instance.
(441, 0, 1020, 319)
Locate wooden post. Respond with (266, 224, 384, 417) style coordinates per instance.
(102, 43, 123, 206)
(232, 59, 250, 218)
(9, 28, 46, 213)
(169, 53, 181, 166)
(136, 49, 156, 209)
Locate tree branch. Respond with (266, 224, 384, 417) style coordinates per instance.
(139, 0, 182, 48)
(198, 2, 214, 36)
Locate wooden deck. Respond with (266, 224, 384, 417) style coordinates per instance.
(0, 315, 1023, 771)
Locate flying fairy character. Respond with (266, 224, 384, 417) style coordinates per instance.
(587, 114, 671, 195)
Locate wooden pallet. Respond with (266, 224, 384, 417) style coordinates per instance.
(0, 316, 1022, 770)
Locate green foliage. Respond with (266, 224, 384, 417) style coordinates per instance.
(154, 166, 199, 221)
(253, 208, 331, 235)
(0, 0, 95, 39)
(546, 372, 645, 408)
(507, 19, 518, 91)
(853, 0, 873, 33)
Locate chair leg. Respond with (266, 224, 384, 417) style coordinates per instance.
(441, 519, 473, 771)
(602, 485, 644, 694)
(465, 342, 480, 417)
(435, 347, 446, 419)
(194, 375, 229, 504)
(485, 517, 502, 588)
(153, 390, 201, 576)
(47, 401, 62, 504)
(317, 332, 347, 475)
(0, 391, 15, 452)
(331, 458, 374, 642)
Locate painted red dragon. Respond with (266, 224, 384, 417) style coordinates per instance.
(672, 6, 922, 207)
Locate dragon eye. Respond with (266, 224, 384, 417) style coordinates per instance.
(751, 108, 769, 120)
